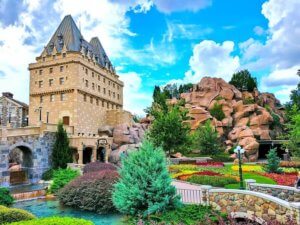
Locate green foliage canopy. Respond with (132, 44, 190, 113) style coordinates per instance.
(209, 103, 225, 121)
(229, 70, 257, 92)
(0, 187, 14, 207)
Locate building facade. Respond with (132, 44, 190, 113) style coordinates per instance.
(0, 92, 28, 128)
(28, 15, 124, 136)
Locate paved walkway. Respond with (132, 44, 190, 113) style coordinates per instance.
(172, 180, 202, 190)
(172, 180, 203, 204)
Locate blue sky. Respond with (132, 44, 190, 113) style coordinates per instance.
(0, 0, 299, 115)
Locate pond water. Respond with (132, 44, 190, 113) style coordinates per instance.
(14, 199, 123, 225)
(9, 183, 48, 194)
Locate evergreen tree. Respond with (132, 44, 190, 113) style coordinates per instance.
(147, 105, 190, 156)
(112, 141, 181, 217)
(52, 122, 72, 169)
(285, 110, 300, 157)
(193, 120, 222, 155)
(265, 148, 283, 173)
(229, 70, 257, 91)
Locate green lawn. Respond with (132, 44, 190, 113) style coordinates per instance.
(224, 172, 276, 189)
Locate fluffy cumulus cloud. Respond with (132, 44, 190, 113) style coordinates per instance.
(182, 40, 240, 84)
(118, 72, 152, 115)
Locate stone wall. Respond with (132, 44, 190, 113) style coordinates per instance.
(208, 189, 300, 224)
(0, 132, 55, 186)
(246, 179, 300, 202)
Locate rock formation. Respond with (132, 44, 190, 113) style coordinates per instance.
(99, 122, 150, 164)
(180, 77, 285, 162)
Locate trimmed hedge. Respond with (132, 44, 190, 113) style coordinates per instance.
(0, 205, 35, 224)
(83, 162, 117, 174)
(0, 188, 14, 207)
(42, 169, 54, 181)
(187, 175, 238, 187)
(58, 170, 119, 214)
(8, 217, 94, 225)
(49, 168, 80, 193)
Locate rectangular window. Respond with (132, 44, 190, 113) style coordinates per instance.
(42, 57, 45, 62)
(92, 83, 95, 90)
(103, 88, 106, 94)
(107, 102, 109, 109)
(90, 97, 93, 104)
(98, 75, 100, 81)
(83, 94, 87, 102)
(113, 92, 115, 98)
(59, 77, 64, 85)
(92, 72, 94, 78)
(61, 93, 66, 101)
(62, 53, 66, 58)
(85, 68, 88, 75)
(49, 68, 53, 73)
(108, 90, 111, 96)
(39, 70, 43, 75)
(40, 96, 43, 103)
(85, 80, 88, 87)
(102, 101, 104, 107)
(96, 99, 99, 106)
(49, 79, 53, 86)
(39, 81, 43, 88)
(117, 85, 120, 90)
(108, 81, 111, 85)
(50, 94, 54, 102)
(117, 94, 120, 100)
(113, 83, 115, 88)
(98, 85, 100, 92)
(53, 55, 56, 60)
(60, 66, 64, 72)
(103, 77, 106, 83)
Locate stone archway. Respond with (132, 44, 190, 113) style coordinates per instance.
(8, 143, 34, 185)
(97, 146, 106, 162)
(83, 147, 93, 164)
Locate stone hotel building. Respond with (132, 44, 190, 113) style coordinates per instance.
(28, 15, 131, 164)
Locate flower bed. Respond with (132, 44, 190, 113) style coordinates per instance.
(231, 164, 263, 172)
(177, 171, 222, 181)
(262, 173, 297, 187)
(195, 162, 224, 167)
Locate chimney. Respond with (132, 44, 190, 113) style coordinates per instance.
(2, 92, 13, 99)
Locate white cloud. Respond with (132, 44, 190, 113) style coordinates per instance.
(164, 21, 213, 42)
(153, 0, 212, 13)
(118, 71, 152, 115)
(180, 40, 240, 84)
(253, 26, 265, 36)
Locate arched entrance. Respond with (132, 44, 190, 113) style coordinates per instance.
(8, 145, 33, 185)
(97, 147, 106, 162)
(83, 147, 93, 164)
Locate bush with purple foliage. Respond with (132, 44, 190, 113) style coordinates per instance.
(58, 169, 119, 214)
(83, 162, 117, 174)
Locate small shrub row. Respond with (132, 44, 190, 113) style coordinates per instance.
(125, 204, 226, 225)
(0, 187, 14, 207)
(58, 169, 119, 214)
(0, 205, 35, 224)
(49, 168, 80, 193)
(9, 216, 94, 225)
(187, 175, 238, 187)
(83, 162, 117, 174)
(195, 162, 224, 167)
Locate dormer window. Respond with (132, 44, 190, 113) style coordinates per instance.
(39, 70, 43, 75)
(60, 66, 64, 72)
(63, 53, 66, 58)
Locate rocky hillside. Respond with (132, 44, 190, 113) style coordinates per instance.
(179, 77, 285, 162)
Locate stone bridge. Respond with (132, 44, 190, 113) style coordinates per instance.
(0, 123, 74, 186)
(174, 180, 300, 224)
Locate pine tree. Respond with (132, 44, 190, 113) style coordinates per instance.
(52, 122, 72, 169)
(112, 141, 181, 217)
(265, 148, 283, 173)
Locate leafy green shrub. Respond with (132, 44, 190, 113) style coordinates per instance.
(215, 96, 224, 101)
(0, 187, 14, 207)
(83, 162, 117, 174)
(243, 98, 255, 105)
(126, 204, 226, 224)
(0, 205, 35, 224)
(265, 148, 283, 174)
(187, 175, 238, 187)
(9, 217, 93, 225)
(42, 169, 54, 181)
(49, 168, 80, 193)
(209, 103, 225, 121)
(58, 170, 119, 214)
(193, 121, 223, 156)
(113, 141, 181, 217)
(211, 154, 233, 162)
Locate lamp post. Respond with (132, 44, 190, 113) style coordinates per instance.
(234, 146, 245, 190)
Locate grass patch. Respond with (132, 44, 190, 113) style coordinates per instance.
(224, 172, 276, 189)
